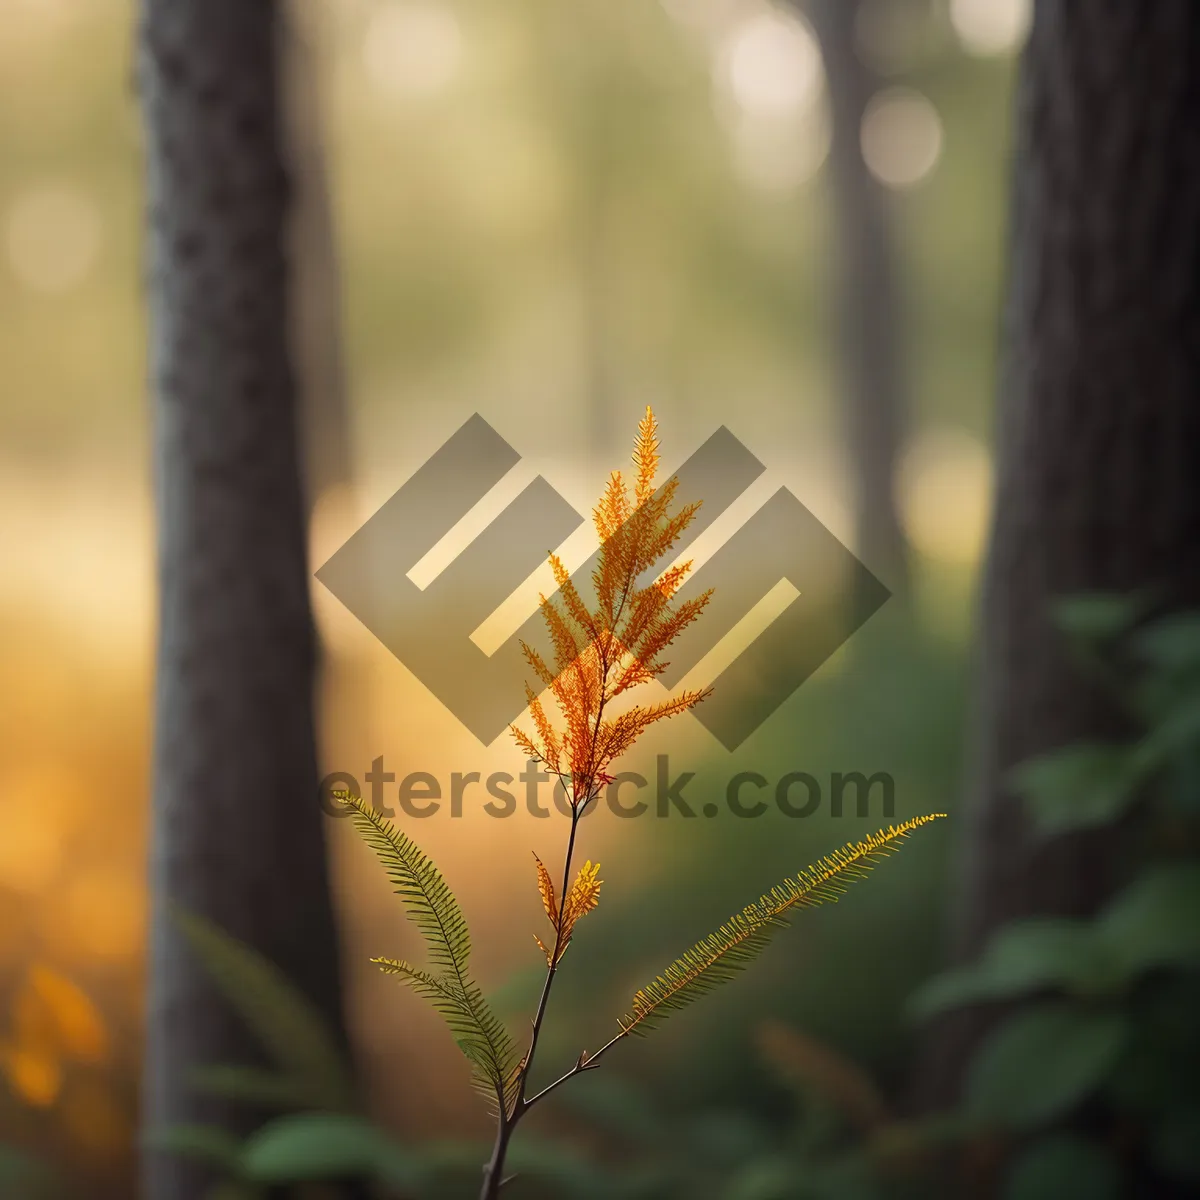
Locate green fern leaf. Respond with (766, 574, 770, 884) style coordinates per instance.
(174, 910, 356, 1112)
(344, 796, 474, 981)
(372, 958, 519, 1110)
(619, 815, 945, 1035)
(344, 797, 517, 1103)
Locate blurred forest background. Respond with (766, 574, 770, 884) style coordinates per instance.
(14, 0, 1175, 1197)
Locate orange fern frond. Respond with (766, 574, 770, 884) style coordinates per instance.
(550, 552, 595, 640)
(639, 495, 700, 571)
(524, 685, 562, 773)
(596, 688, 712, 764)
(610, 659, 658, 697)
(654, 560, 693, 601)
(540, 590, 585, 678)
(594, 471, 631, 544)
(521, 640, 556, 688)
(617, 572, 681, 652)
(510, 724, 543, 768)
(633, 407, 660, 505)
(511, 407, 713, 802)
(627, 589, 714, 675)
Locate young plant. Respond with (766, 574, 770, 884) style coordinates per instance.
(344, 409, 943, 1199)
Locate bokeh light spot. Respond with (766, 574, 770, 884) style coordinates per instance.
(860, 87, 943, 190)
(716, 7, 829, 193)
(1, 1044, 61, 1108)
(721, 9, 823, 120)
(5, 184, 101, 294)
(363, 2, 463, 100)
(950, 0, 1031, 57)
(27, 965, 110, 1065)
(899, 427, 993, 565)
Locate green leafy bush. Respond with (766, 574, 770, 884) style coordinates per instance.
(914, 599, 1200, 1198)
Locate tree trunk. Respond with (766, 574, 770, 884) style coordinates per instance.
(806, 0, 910, 593)
(915, 0, 1200, 1108)
(139, 4, 350, 1196)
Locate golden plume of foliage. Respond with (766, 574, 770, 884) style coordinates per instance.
(511, 406, 714, 810)
(533, 855, 603, 965)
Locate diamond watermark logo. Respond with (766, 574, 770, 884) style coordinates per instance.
(316, 414, 888, 750)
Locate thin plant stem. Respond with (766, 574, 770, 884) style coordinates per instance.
(479, 794, 588, 1197)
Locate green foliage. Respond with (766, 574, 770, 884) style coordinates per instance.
(342, 795, 474, 979)
(1149, 1108, 1200, 1183)
(911, 864, 1200, 1016)
(174, 910, 356, 1114)
(922, 599, 1200, 1197)
(152, 915, 372, 1194)
(143, 1125, 245, 1175)
(0, 1145, 59, 1199)
(160, 1099, 680, 1198)
(150, 933, 424, 1192)
(342, 794, 518, 1107)
(188, 1065, 326, 1112)
(201, 1183, 263, 1200)
(910, 918, 1106, 1014)
(966, 1004, 1127, 1128)
(1099, 865, 1200, 976)
(1132, 610, 1200, 671)
(1007, 600, 1200, 837)
(1004, 1135, 1121, 1200)
(414, 1053, 967, 1200)
(372, 957, 520, 1110)
(1010, 743, 1144, 834)
(1052, 593, 1149, 646)
(240, 1112, 420, 1188)
(152, 1110, 421, 1191)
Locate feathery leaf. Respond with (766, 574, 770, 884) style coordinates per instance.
(344, 797, 517, 1103)
(633, 406, 660, 505)
(371, 959, 519, 1111)
(344, 795, 473, 980)
(173, 909, 355, 1113)
(562, 861, 602, 939)
(532, 857, 602, 965)
(534, 853, 559, 926)
(619, 816, 946, 1035)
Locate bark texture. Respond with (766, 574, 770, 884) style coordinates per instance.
(807, 0, 910, 593)
(917, 0, 1200, 1107)
(139, 3, 349, 1195)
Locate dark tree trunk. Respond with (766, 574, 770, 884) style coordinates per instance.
(807, 0, 910, 593)
(138, 4, 350, 1196)
(915, 0, 1200, 1108)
